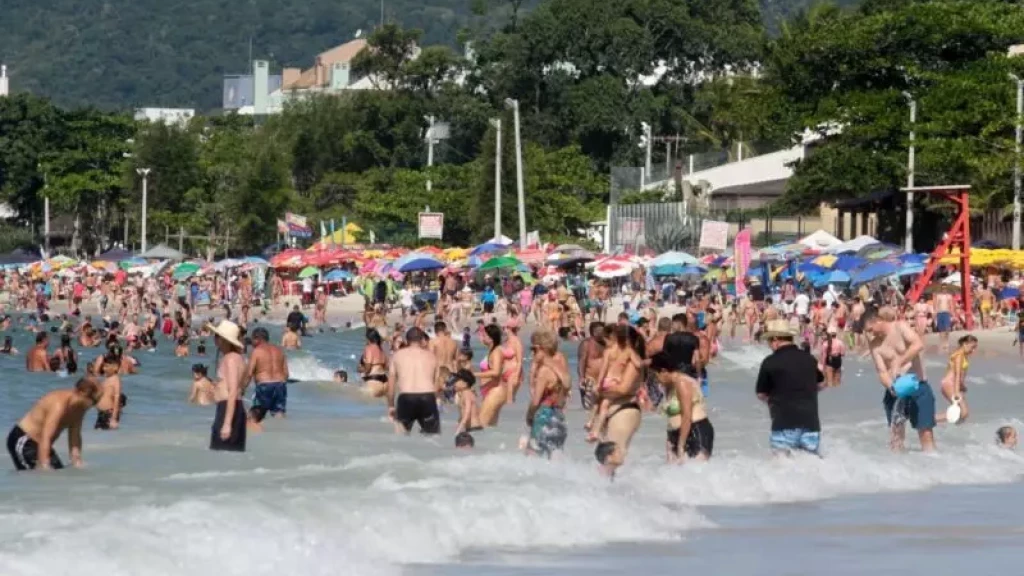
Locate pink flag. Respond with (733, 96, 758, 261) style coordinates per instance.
(734, 228, 751, 297)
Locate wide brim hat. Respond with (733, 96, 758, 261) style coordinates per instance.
(760, 319, 797, 341)
(208, 320, 244, 349)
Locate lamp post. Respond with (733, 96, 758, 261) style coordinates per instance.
(902, 92, 916, 253)
(489, 118, 502, 239)
(1011, 74, 1023, 250)
(137, 168, 151, 253)
(504, 98, 527, 249)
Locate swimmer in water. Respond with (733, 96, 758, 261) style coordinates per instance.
(996, 426, 1017, 449)
(333, 370, 349, 384)
(7, 378, 100, 470)
(0, 336, 18, 355)
(95, 352, 126, 430)
(174, 336, 190, 357)
(188, 364, 215, 406)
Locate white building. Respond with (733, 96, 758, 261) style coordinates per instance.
(0, 65, 9, 97)
(134, 108, 196, 126)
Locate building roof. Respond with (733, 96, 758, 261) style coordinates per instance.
(284, 67, 318, 90)
(710, 178, 788, 197)
(317, 39, 367, 65)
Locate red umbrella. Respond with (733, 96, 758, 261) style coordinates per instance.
(270, 249, 307, 269)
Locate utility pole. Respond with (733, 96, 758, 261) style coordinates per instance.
(505, 98, 527, 249)
(1012, 74, 1023, 250)
(425, 115, 435, 192)
(902, 92, 916, 253)
(41, 166, 50, 255)
(641, 122, 653, 183)
(137, 167, 151, 253)
(489, 118, 502, 239)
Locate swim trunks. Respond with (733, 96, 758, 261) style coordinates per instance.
(210, 399, 247, 452)
(395, 392, 441, 434)
(935, 311, 952, 333)
(667, 418, 715, 458)
(94, 394, 127, 430)
(7, 425, 63, 470)
(826, 355, 843, 370)
(883, 381, 936, 430)
(529, 406, 567, 457)
(769, 428, 821, 454)
(253, 382, 287, 416)
(580, 377, 596, 410)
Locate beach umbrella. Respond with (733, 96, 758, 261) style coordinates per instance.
(651, 251, 699, 268)
(244, 256, 270, 266)
(396, 255, 445, 273)
(896, 262, 926, 277)
(469, 242, 509, 256)
(297, 266, 320, 279)
(850, 260, 900, 285)
(812, 270, 851, 287)
(324, 269, 353, 282)
(172, 262, 201, 280)
(593, 260, 633, 279)
(478, 255, 522, 271)
(831, 254, 866, 271)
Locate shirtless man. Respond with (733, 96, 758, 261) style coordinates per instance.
(934, 291, 954, 352)
(850, 298, 867, 351)
(94, 353, 125, 430)
(246, 327, 290, 422)
(26, 332, 50, 372)
(281, 324, 301, 349)
(209, 321, 248, 452)
(387, 327, 440, 435)
(429, 322, 458, 389)
(863, 307, 935, 452)
(577, 322, 606, 410)
(7, 378, 100, 470)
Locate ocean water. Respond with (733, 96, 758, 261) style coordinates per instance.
(0, 323, 1022, 576)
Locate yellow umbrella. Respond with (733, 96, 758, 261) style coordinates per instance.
(812, 254, 837, 268)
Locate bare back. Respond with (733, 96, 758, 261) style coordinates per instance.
(251, 343, 289, 383)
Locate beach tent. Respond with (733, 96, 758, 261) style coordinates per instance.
(138, 244, 186, 260)
(798, 229, 842, 250)
(95, 248, 134, 262)
(827, 235, 879, 255)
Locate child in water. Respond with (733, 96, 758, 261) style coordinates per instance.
(174, 337, 190, 357)
(188, 364, 215, 406)
(997, 426, 1017, 449)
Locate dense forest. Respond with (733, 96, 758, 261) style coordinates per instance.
(2, 0, 1024, 257)
(0, 0, 853, 110)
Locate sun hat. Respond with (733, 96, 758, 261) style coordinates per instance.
(892, 373, 920, 399)
(208, 320, 244, 350)
(760, 319, 797, 341)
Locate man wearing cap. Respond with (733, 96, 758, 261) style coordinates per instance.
(862, 306, 934, 452)
(755, 319, 825, 455)
(209, 320, 248, 452)
(246, 327, 290, 423)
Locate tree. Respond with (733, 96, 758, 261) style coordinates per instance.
(0, 94, 62, 230)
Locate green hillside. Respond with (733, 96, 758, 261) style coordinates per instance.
(0, 0, 851, 110)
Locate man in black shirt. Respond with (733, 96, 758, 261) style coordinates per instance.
(663, 313, 700, 377)
(755, 319, 825, 455)
(285, 305, 306, 336)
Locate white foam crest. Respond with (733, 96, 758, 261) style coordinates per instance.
(716, 345, 770, 373)
(630, 438, 1024, 507)
(0, 454, 709, 576)
(288, 354, 339, 382)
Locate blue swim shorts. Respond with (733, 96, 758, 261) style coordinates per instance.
(935, 311, 952, 333)
(883, 380, 936, 431)
(770, 429, 821, 454)
(253, 382, 288, 415)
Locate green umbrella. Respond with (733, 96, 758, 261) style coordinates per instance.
(298, 266, 320, 279)
(478, 255, 522, 271)
(172, 262, 201, 280)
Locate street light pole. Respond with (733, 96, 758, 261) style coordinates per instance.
(137, 168, 151, 253)
(489, 118, 502, 239)
(505, 98, 527, 249)
(1011, 74, 1023, 250)
(425, 115, 435, 192)
(902, 92, 916, 253)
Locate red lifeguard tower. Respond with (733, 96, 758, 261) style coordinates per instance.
(904, 185, 973, 330)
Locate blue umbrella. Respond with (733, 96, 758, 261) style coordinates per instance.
(850, 260, 900, 285)
(244, 256, 270, 266)
(469, 242, 510, 256)
(651, 251, 699, 268)
(832, 254, 866, 271)
(898, 253, 928, 265)
(798, 262, 827, 274)
(467, 255, 485, 269)
(897, 263, 925, 277)
(652, 264, 705, 276)
(813, 270, 851, 287)
(324, 269, 353, 281)
(396, 255, 445, 273)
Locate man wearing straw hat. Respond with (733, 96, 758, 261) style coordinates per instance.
(208, 320, 248, 452)
(755, 319, 824, 455)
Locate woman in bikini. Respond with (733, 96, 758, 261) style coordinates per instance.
(913, 299, 931, 336)
(526, 330, 571, 458)
(359, 329, 389, 398)
(503, 316, 525, 402)
(939, 334, 978, 423)
(818, 326, 845, 387)
(593, 326, 646, 476)
(585, 324, 645, 442)
(651, 351, 713, 462)
(474, 324, 510, 427)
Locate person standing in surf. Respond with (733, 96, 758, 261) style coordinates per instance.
(755, 319, 824, 456)
(862, 307, 935, 452)
(933, 290, 954, 352)
(7, 378, 100, 470)
(938, 334, 977, 424)
(209, 320, 248, 452)
(651, 351, 714, 462)
(525, 330, 571, 459)
(576, 322, 605, 410)
(474, 324, 510, 427)
(246, 327, 290, 424)
(593, 326, 645, 477)
(387, 328, 441, 435)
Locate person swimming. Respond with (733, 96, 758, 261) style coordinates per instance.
(997, 426, 1017, 449)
